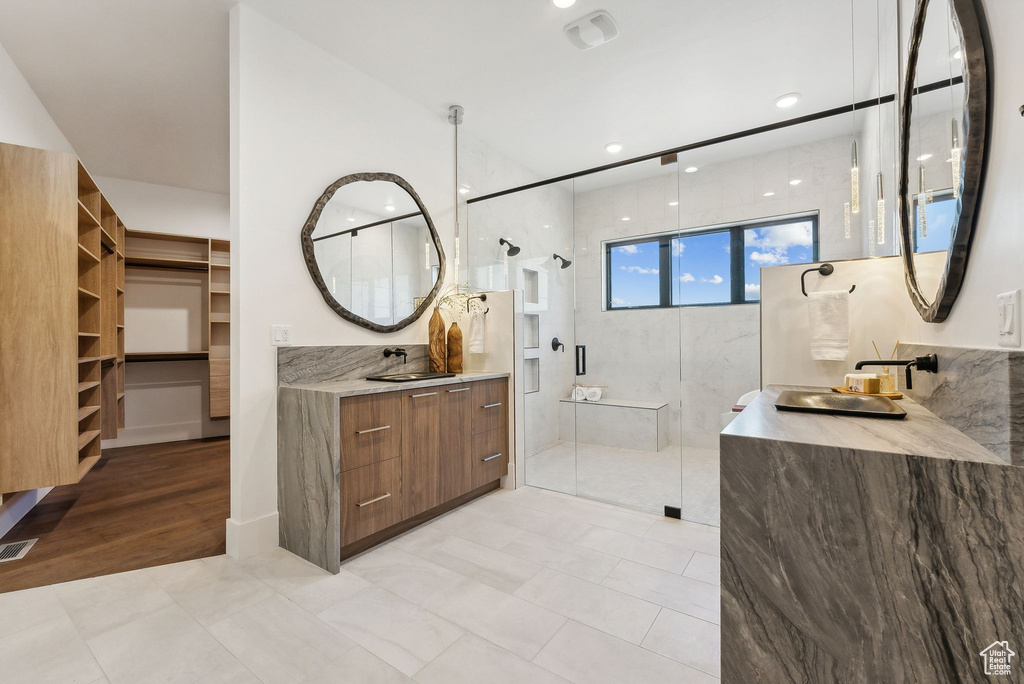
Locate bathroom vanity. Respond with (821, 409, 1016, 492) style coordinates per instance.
(721, 385, 1024, 682)
(278, 365, 509, 573)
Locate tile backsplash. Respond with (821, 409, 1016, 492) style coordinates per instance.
(278, 345, 429, 385)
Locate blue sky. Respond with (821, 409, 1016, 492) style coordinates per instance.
(915, 194, 955, 253)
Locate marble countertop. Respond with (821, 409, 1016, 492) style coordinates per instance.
(280, 371, 509, 398)
(723, 384, 1004, 464)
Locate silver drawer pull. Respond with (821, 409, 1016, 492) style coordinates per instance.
(447, 388, 470, 393)
(482, 402, 502, 409)
(481, 453, 502, 462)
(411, 391, 438, 398)
(356, 492, 391, 507)
(356, 425, 391, 435)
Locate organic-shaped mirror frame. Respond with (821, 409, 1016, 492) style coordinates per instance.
(300, 172, 446, 333)
(898, 0, 989, 322)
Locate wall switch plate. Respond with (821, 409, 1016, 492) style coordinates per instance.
(997, 291, 1020, 348)
(271, 325, 292, 346)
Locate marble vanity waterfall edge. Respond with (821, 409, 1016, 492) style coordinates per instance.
(277, 344, 430, 385)
(899, 343, 1024, 464)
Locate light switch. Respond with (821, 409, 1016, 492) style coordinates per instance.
(997, 291, 1020, 348)
(271, 325, 292, 346)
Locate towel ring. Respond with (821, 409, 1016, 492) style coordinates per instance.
(800, 263, 856, 297)
(466, 293, 489, 314)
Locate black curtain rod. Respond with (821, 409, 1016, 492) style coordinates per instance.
(312, 210, 422, 243)
(467, 76, 963, 205)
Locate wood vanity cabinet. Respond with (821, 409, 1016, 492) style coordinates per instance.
(335, 376, 509, 558)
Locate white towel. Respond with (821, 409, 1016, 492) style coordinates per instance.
(572, 386, 586, 402)
(808, 291, 850, 361)
(584, 387, 603, 402)
(466, 312, 487, 354)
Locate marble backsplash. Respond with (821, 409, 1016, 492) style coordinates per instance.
(277, 345, 430, 385)
(900, 343, 1024, 464)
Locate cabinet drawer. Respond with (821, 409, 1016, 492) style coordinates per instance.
(340, 392, 402, 472)
(209, 358, 230, 377)
(471, 427, 509, 489)
(210, 374, 229, 419)
(340, 457, 402, 546)
(471, 378, 508, 435)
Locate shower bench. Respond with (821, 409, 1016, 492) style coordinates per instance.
(558, 397, 670, 452)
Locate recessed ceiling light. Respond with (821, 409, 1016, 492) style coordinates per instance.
(763, 191, 775, 197)
(458, 184, 471, 195)
(774, 93, 801, 108)
(668, 201, 679, 206)
(620, 216, 631, 222)
(916, 153, 933, 161)
(605, 142, 623, 154)
(951, 47, 962, 60)
(553, 0, 576, 7)
(789, 179, 802, 186)
(347, 217, 356, 222)
(684, 166, 698, 173)
(384, 204, 396, 212)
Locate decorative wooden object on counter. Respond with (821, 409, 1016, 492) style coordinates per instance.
(447, 322, 463, 373)
(123, 230, 230, 419)
(1, 143, 128, 498)
(428, 307, 446, 372)
(278, 374, 510, 572)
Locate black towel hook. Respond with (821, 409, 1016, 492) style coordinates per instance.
(800, 263, 856, 297)
(466, 293, 488, 314)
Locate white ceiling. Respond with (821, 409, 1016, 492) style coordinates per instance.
(0, 0, 917, 196)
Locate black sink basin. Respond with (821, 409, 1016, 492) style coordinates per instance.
(774, 390, 906, 419)
(365, 372, 457, 383)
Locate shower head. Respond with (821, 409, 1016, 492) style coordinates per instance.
(552, 253, 572, 269)
(499, 238, 521, 257)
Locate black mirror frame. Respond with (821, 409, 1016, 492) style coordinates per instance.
(300, 172, 446, 333)
(898, 0, 990, 323)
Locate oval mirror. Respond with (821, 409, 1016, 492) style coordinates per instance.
(300, 173, 445, 332)
(898, 0, 988, 322)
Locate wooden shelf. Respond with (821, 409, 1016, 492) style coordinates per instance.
(117, 392, 125, 400)
(125, 255, 209, 270)
(210, 263, 231, 269)
(78, 356, 101, 364)
(79, 405, 100, 421)
(78, 381, 100, 392)
(77, 200, 100, 226)
(78, 243, 100, 263)
(78, 332, 100, 338)
(78, 287, 100, 300)
(210, 289, 230, 295)
(126, 229, 210, 244)
(78, 430, 100, 450)
(125, 351, 209, 362)
(78, 454, 101, 479)
(100, 226, 116, 249)
(210, 318, 230, 324)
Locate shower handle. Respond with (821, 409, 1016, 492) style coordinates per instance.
(575, 345, 587, 376)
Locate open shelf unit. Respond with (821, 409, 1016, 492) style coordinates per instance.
(76, 162, 126, 478)
(123, 231, 230, 420)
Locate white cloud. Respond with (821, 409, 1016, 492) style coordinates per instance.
(672, 240, 685, 257)
(746, 223, 812, 251)
(611, 297, 630, 307)
(615, 244, 639, 255)
(749, 250, 788, 265)
(620, 266, 659, 275)
(745, 283, 761, 296)
(701, 274, 724, 284)
(678, 272, 695, 283)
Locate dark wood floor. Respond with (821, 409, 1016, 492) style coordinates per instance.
(0, 437, 229, 593)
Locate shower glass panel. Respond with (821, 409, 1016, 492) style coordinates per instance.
(569, 159, 682, 515)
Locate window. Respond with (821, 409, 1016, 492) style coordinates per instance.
(605, 214, 818, 309)
(913, 190, 955, 254)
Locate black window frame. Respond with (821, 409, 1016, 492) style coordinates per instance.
(604, 213, 819, 310)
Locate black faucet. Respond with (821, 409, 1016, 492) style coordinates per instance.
(383, 347, 408, 364)
(854, 353, 938, 390)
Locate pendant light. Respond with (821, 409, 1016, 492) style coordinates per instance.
(846, 0, 858, 241)
(918, 165, 928, 237)
(876, 172, 885, 245)
(950, 118, 961, 199)
(873, 0, 884, 247)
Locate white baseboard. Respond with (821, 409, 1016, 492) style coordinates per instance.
(225, 511, 279, 560)
(0, 487, 53, 540)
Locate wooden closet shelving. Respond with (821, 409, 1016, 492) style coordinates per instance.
(123, 231, 230, 420)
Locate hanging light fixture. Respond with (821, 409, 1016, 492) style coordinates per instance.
(846, 0, 859, 242)
(918, 165, 928, 238)
(844, 202, 852, 239)
(850, 141, 860, 216)
(950, 118, 961, 199)
(873, 0, 884, 247)
(876, 172, 885, 245)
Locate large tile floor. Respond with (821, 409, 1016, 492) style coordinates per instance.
(525, 441, 721, 525)
(0, 485, 721, 684)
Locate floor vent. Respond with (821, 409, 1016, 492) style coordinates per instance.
(0, 538, 38, 563)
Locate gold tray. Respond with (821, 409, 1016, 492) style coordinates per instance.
(831, 386, 903, 400)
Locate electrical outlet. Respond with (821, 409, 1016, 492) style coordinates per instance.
(997, 291, 1020, 348)
(271, 325, 292, 346)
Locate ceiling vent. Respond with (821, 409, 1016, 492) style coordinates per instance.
(564, 10, 619, 51)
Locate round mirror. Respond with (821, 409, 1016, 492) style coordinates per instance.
(898, 0, 988, 322)
(300, 173, 445, 332)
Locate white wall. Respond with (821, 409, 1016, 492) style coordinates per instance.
(229, 5, 458, 557)
(0, 41, 74, 154)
